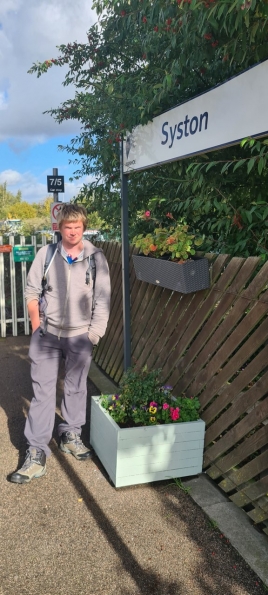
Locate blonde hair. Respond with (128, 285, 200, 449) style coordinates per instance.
(56, 204, 88, 231)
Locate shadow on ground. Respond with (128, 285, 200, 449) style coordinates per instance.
(0, 336, 266, 595)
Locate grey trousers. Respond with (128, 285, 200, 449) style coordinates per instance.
(25, 330, 93, 456)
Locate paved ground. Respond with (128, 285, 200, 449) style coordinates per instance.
(0, 335, 267, 595)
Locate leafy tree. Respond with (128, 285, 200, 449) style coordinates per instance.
(32, 196, 54, 218)
(20, 217, 51, 236)
(7, 201, 37, 220)
(84, 210, 105, 230)
(0, 183, 22, 219)
(29, 0, 268, 258)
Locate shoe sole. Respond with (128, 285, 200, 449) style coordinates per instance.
(60, 443, 93, 460)
(10, 466, 47, 484)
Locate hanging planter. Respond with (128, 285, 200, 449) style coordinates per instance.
(132, 214, 210, 293)
(132, 254, 210, 293)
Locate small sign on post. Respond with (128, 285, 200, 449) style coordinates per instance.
(47, 175, 65, 193)
(13, 246, 35, 263)
(50, 202, 63, 231)
(0, 245, 12, 253)
(47, 168, 64, 240)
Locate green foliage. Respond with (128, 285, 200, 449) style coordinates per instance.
(32, 197, 54, 218)
(7, 201, 37, 220)
(100, 365, 200, 427)
(20, 217, 51, 236)
(133, 210, 204, 259)
(28, 0, 268, 259)
(86, 210, 106, 230)
(0, 183, 22, 219)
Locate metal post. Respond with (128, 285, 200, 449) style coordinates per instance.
(120, 140, 131, 371)
(53, 168, 62, 242)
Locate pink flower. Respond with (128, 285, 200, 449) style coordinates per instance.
(170, 407, 180, 421)
(145, 210, 150, 217)
(163, 403, 169, 410)
(150, 401, 158, 407)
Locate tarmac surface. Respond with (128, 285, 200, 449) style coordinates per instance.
(0, 335, 268, 595)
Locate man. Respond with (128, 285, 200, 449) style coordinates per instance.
(11, 204, 111, 484)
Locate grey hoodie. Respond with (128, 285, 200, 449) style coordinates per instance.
(25, 240, 111, 344)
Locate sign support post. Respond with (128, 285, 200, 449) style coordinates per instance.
(53, 168, 61, 242)
(47, 168, 65, 242)
(120, 140, 131, 371)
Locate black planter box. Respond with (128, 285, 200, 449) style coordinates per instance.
(132, 255, 210, 294)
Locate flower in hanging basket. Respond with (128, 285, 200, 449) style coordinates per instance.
(133, 212, 204, 261)
(100, 365, 200, 428)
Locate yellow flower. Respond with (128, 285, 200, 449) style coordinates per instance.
(112, 395, 116, 400)
(109, 406, 113, 410)
(149, 406, 157, 414)
(150, 416, 156, 422)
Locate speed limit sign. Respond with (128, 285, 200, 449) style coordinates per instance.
(50, 202, 63, 231)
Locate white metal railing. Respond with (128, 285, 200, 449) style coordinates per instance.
(0, 234, 54, 337)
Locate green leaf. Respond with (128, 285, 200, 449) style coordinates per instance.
(247, 158, 256, 174)
(258, 156, 265, 175)
(263, 207, 268, 221)
(205, 162, 216, 172)
(233, 159, 245, 172)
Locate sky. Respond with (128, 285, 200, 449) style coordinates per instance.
(0, 0, 96, 205)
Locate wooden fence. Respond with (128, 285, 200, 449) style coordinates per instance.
(95, 242, 268, 535)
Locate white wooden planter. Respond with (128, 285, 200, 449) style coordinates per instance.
(90, 396, 205, 488)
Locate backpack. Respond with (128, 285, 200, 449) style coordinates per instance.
(41, 243, 96, 308)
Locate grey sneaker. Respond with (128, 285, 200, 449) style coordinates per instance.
(60, 432, 93, 461)
(10, 448, 46, 484)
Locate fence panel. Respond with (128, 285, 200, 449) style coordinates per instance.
(0, 234, 49, 337)
(94, 242, 268, 534)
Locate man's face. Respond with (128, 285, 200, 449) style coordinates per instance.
(60, 219, 84, 246)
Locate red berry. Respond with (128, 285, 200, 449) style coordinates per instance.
(120, 10, 126, 16)
(142, 16, 147, 23)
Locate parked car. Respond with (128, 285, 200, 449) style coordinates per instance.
(83, 230, 105, 242)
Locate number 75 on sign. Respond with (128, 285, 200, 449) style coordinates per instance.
(47, 175, 65, 193)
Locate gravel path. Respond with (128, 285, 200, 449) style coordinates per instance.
(0, 336, 266, 595)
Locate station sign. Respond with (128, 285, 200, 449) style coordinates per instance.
(13, 245, 35, 263)
(123, 59, 268, 173)
(0, 245, 12, 253)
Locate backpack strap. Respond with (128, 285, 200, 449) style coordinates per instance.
(41, 243, 58, 297)
(85, 254, 96, 286)
(86, 254, 96, 310)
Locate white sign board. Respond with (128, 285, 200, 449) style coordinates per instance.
(50, 202, 63, 231)
(123, 60, 268, 173)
